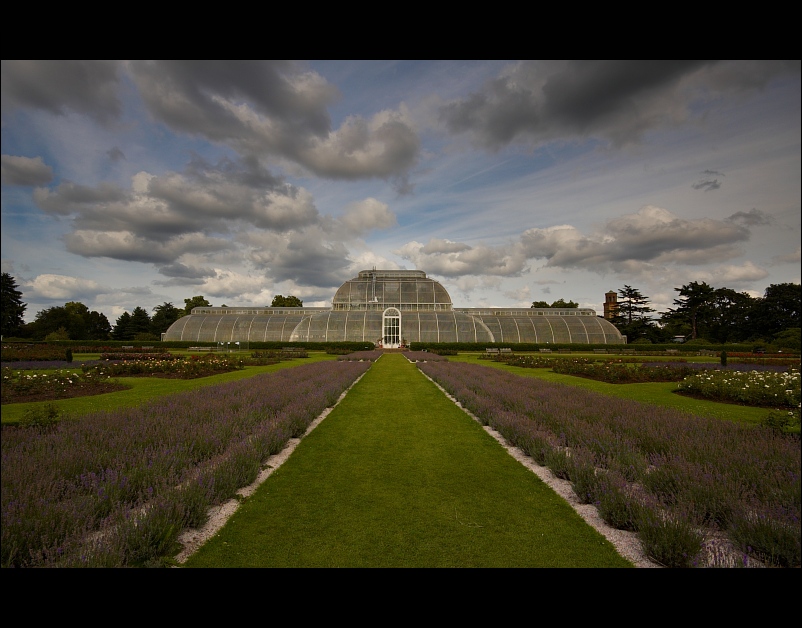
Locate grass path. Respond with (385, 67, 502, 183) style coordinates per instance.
(181, 353, 633, 568)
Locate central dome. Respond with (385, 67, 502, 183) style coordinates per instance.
(331, 269, 452, 311)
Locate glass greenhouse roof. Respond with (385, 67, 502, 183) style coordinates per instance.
(163, 269, 625, 345)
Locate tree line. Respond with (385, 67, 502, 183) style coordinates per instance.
(605, 282, 800, 349)
(0, 273, 304, 341)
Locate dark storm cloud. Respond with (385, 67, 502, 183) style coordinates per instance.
(157, 262, 216, 280)
(126, 60, 421, 181)
(728, 208, 772, 227)
(127, 60, 335, 139)
(1, 155, 54, 186)
(692, 179, 722, 191)
(692, 169, 725, 191)
(30, 156, 321, 253)
(2, 61, 420, 183)
(1, 60, 123, 123)
(107, 147, 126, 162)
(33, 181, 129, 215)
(438, 60, 800, 150)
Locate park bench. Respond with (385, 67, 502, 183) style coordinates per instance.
(666, 349, 680, 355)
(485, 348, 499, 355)
(539, 348, 552, 353)
(558, 349, 571, 354)
(121, 346, 134, 350)
(594, 349, 608, 354)
(188, 346, 216, 351)
(499, 348, 513, 354)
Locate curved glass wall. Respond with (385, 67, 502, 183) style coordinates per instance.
(162, 269, 626, 345)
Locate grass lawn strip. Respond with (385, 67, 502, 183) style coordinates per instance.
(180, 353, 633, 568)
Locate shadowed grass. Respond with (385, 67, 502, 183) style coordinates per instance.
(181, 353, 632, 568)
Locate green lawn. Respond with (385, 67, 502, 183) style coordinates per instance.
(181, 353, 632, 568)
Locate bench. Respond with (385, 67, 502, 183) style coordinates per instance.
(594, 349, 608, 354)
(188, 346, 216, 351)
(558, 349, 571, 354)
(500, 348, 513, 354)
(121, 346, 134, 349)
(666, 349, 680, 355)
(539, 348, 552, 353)
(141, 346, 154, 350)
(485, 348, 499, 354)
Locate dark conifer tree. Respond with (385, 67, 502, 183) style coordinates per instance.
(1, 273, 27, 337)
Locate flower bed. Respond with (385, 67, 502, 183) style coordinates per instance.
(551, 360, 701, 383)
(82, 355, 243, 379)
(1, 366, 128, 404)
(676, 368, 800, 408)
(1, 343, 70, 362)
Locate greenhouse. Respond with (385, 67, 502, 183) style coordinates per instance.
(162, 269, 625, 346)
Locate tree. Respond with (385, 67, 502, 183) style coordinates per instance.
(271, 295, 303, 307)
(44, 327, 70, 341)
(613, 286, 655, 326)
(151, 302, 182, 336)
(85, 310, 111, 340)
(610, 285, 657, 342)
(1, 273, 27, 337)
(773, 328, 801, 352)
(25, 301, 110, 341)
(530, 299, 578, 308)
(111, 312, 132, 340)
(752, 283, 801, 338)
(662, 281, 716, 340)
(28, 305, 83, 340)
(549, 298, 578, 308)
(128, 307, 152, 339)
(705, 288, 757, 343)
(184, 296, 212, 315)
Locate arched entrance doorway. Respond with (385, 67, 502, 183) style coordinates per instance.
(382, 307, 401, 348)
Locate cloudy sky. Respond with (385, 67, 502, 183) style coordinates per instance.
(2, 60, 800, 325)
